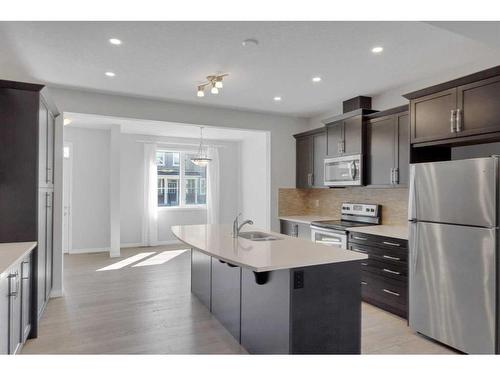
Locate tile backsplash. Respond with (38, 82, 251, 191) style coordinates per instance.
(279, 187, 408, 225)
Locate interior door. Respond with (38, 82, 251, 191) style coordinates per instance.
(45, 191, 54, 300)
(457, 75, 500, 137)
(63, 143, 72, 253)
(410, 88, 457, 143)
(409, 222, 496, 354)
(409, 157, 497, 227)
(37, 190, 47, 316)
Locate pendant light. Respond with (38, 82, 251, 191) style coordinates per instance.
(191, 127, 212, 166)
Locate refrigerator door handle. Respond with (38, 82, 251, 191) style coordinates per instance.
(408, 165, 417, 220)
(409, 221, 418, 275)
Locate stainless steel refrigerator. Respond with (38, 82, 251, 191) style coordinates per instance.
(409, 156, 499, 354)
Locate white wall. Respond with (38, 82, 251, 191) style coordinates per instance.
(49, 87, 308, 232)
(63, 127, 111, 251)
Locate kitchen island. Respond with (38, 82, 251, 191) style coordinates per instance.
(171, 224, 367, 354)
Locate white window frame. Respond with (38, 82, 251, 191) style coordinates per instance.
(156, 149, 207, 210)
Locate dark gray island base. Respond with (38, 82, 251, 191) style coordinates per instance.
(191, 248, 362, 354)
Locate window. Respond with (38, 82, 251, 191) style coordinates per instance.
(156, 151, 207, 208)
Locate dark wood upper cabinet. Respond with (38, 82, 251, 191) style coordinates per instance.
(457, 75, 500, 137)
(367, 116, 395, 186)
(410, 88, 457, 144)
(343, 116, 363, 155)
(295, 135, 313, 188)
(396, 112, 409, 186)
(405, 65, 500, 146)
(295, 129, 327, 189)
(326, 115, 364, 157)
(312, 131, 327, 188)
(326, 121, 343, 156)
(366, 106, 409, 187)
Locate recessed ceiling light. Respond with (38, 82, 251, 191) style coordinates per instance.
(63, 118, 72, 126)
(242, 38, 259, 47)
(371, 46, 384, 54)
(273, 96, 282, 102)
(312, 76, 322, 83)
(105, 71, 116, 77)
(109, 38, 122, 45)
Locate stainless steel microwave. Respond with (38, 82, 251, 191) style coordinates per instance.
(324, 154, 363, 187)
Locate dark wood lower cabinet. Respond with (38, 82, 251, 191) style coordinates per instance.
(279, 219, 311, 239)
(348, 232, 408, 319)
(211, 259, 241, 342)
(191, 248, 363, 354)
(190, 249, 212, 309)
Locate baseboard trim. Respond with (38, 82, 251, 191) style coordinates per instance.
(120, 242, 144, 248)
(69, 247, 110, 254)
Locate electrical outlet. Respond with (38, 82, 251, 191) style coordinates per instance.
(314, 199, 320, 208)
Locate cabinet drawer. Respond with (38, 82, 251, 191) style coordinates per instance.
(349, 232, 408, 250)
(361, 272, 407, 312)
(348, 242, 407, 262)
(359, 257, 407, 281)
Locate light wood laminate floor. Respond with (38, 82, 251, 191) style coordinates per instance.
(22, 246, 456, 354)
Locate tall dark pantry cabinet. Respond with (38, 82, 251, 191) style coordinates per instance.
(0, 80, 58, 350)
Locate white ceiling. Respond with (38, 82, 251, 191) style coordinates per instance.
(64, 112, 263, 141)
(1, 21, 500, 117)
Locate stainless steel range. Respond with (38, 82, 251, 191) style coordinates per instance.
(310, 203, 381, 249)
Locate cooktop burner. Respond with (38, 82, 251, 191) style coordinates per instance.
(310, 220, 376, 231)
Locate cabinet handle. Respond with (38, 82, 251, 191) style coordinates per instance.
(351, 247, 367, 253)
(353, 236, 367, 241)
(383, 268, 401, 275)
(361, 262, 368, 266)
(307, 173, 313, 187)
(21, 261, 30, 279)
(450, 110, 456, 133)
(390, 168, 394, 185)
(361, 281, 367, 285)
(456, 108, 462, 132)
(382, 288, 400, 297)
(382, 241, 400, 247)
(393, 168, 399, 185)
(383, 255, 401, 261)
(8, 271, 19, 297)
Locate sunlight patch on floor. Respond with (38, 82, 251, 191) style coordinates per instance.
(132, 249, 188, 267)
(96, 252, 156, 271)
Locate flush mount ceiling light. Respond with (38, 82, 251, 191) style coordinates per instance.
(196, 73, 228, 98)
(191, 127, 212, 166)
(371, 46, 384, 54)
(312, 76, 322, 83)
(105, 71, 116, 77)
(109, 38, 122, 45)
(241, 38, 259, 47)
(63, 118, 72, 126)
(273, 96, 282, 102)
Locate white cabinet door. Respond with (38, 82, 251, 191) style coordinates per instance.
(38, 101, 48, 188)
(37, 189, 47, 317)
(21, 255, 31, 342)
(8, 265, 22, 354)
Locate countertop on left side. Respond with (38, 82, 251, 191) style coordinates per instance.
(0, 242, 37, 277)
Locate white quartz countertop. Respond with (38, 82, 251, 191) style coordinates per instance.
(347, 225, 409, 240)
(172, 224, 367, 272)
(0, 242, 37, 277)
(279, 215, 337, 225)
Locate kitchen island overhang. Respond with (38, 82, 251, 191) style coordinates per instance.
(172, 224, 367, 354)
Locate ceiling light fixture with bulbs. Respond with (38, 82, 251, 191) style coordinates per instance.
(196, 73, 228, 98)
(371, 46, 384, 54)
